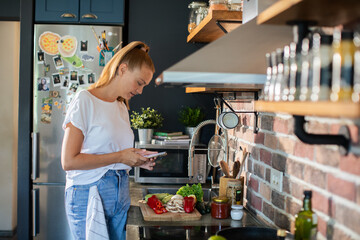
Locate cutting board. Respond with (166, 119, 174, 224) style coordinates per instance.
(139, 202, 202, 221)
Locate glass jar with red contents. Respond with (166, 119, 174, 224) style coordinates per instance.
(211, 196, 230, 219)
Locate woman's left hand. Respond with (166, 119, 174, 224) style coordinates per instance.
(139, 160, 156, 170)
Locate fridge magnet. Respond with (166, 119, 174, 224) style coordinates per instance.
(44, 64, 50, 75)
(80, 41, 88, 52)
(39, 31, 60, 55)
(87, 73, 95, 84)
(53, 55, 64, 70)
(69, 82, 79, 94)
(57, 103, 62, 109)
(61, 76, 69, 89)
(41, 97, 52, 124)
(37, 51, 45, 64)
(52, 73, 61, 87)
(79, 75, 85, 85)
(54, 101, 58, 106)
(81, 54, 94, 62)
(58, 35, 84, 68)
(49, 90, 59, 98)
(37, 77, 50, 91)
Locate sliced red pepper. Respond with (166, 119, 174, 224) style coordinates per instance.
(154, 208, 163, 214)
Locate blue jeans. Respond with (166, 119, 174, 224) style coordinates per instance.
(65, 170, 130, 240)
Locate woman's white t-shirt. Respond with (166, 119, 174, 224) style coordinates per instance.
(62, 90, 134, 189)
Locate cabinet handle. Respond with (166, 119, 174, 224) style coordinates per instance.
(60, 13, 77, 18)
(82, 13, 98, 19)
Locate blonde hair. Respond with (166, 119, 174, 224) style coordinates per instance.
(88, 41, 155, 107)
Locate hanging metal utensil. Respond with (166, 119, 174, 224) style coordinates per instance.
(207, 98, 227, 168)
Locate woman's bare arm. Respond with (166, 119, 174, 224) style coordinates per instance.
(61, 122, 153, 171)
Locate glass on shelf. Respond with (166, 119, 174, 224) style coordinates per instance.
(209, 0, 228, 12)
(188, 1, 208, 33)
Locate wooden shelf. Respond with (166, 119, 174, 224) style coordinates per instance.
(185, 87, 259, 93)
(255, 101, 360, 118)
(187, 10, 242, 43)
(257, 0, 360, 27)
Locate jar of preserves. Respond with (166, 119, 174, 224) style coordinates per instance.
(211, 196, 230, 219)
(188, 2, 207, 33)
(209, 0, 228, 12)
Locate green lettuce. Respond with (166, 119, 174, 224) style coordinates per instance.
(176, 183, 203, 202)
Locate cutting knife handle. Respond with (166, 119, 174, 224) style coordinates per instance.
(31, 132, 39, 180)
(32, 189, 39, 237)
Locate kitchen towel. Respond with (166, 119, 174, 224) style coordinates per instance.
(86, 185, 109, 240)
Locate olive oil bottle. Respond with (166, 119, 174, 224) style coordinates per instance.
(295, 191, 318, 240)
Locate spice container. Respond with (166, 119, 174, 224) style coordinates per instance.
(188, 2, 207, 33)
(226, 179, 243, 205)
(209, 0, 228, 12)
(230, 204, 243, 220)
(211, 196, 230, 219)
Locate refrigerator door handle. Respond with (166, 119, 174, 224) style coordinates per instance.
(32, 188, 40, 237)
(31, 132, 40, 180)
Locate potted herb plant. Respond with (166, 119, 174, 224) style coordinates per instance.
(130, 107, 164, 144)
(178, 106, 205, 143)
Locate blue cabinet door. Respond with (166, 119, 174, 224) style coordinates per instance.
(80, 0, 124, 24)
(35, 0, 79, 23)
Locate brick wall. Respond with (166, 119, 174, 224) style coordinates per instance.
(224, 99, 360, 240)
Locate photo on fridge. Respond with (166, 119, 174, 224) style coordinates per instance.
(53, 55, 64, 69)
(37, 77, 50, 91)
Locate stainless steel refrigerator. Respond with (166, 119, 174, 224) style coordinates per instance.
(32, 24, 122, 239)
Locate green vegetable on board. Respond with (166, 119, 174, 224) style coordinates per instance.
(176, 183, 204, 202)
(144, 193, 171, 203)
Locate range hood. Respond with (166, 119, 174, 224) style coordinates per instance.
(155, 17, 294, 90)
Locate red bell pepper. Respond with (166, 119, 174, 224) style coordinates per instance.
(146, 195, 168, 214)
(183, 196, 195, 213)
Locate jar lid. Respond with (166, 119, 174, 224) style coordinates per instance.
(213, 196, 229, 203)
(231, 204, 243, 210)
(188, 2, 207, 8)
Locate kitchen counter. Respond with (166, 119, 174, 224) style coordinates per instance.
(126, 178, 273, 240)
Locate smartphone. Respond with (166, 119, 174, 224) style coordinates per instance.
(144, 151, 167, 158)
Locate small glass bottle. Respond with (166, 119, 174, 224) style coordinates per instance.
(295, 190, 318, 240)
(211, 196, 230, 219)
(352, 32, 360, 102)
(338, 31, 355, 101)
(317, 34, 333, 101)
(261, 53, 272, 101)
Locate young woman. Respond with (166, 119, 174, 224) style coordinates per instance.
(61, 41, 157, 239)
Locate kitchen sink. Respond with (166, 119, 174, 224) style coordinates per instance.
(141, 187, 217, 202)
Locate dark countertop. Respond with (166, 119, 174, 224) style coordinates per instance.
(126, 178, 275, 240)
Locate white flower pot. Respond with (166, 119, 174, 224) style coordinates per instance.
(138, 129, 154, 145)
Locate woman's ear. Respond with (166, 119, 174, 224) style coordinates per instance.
(117, 63, 128, 76)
